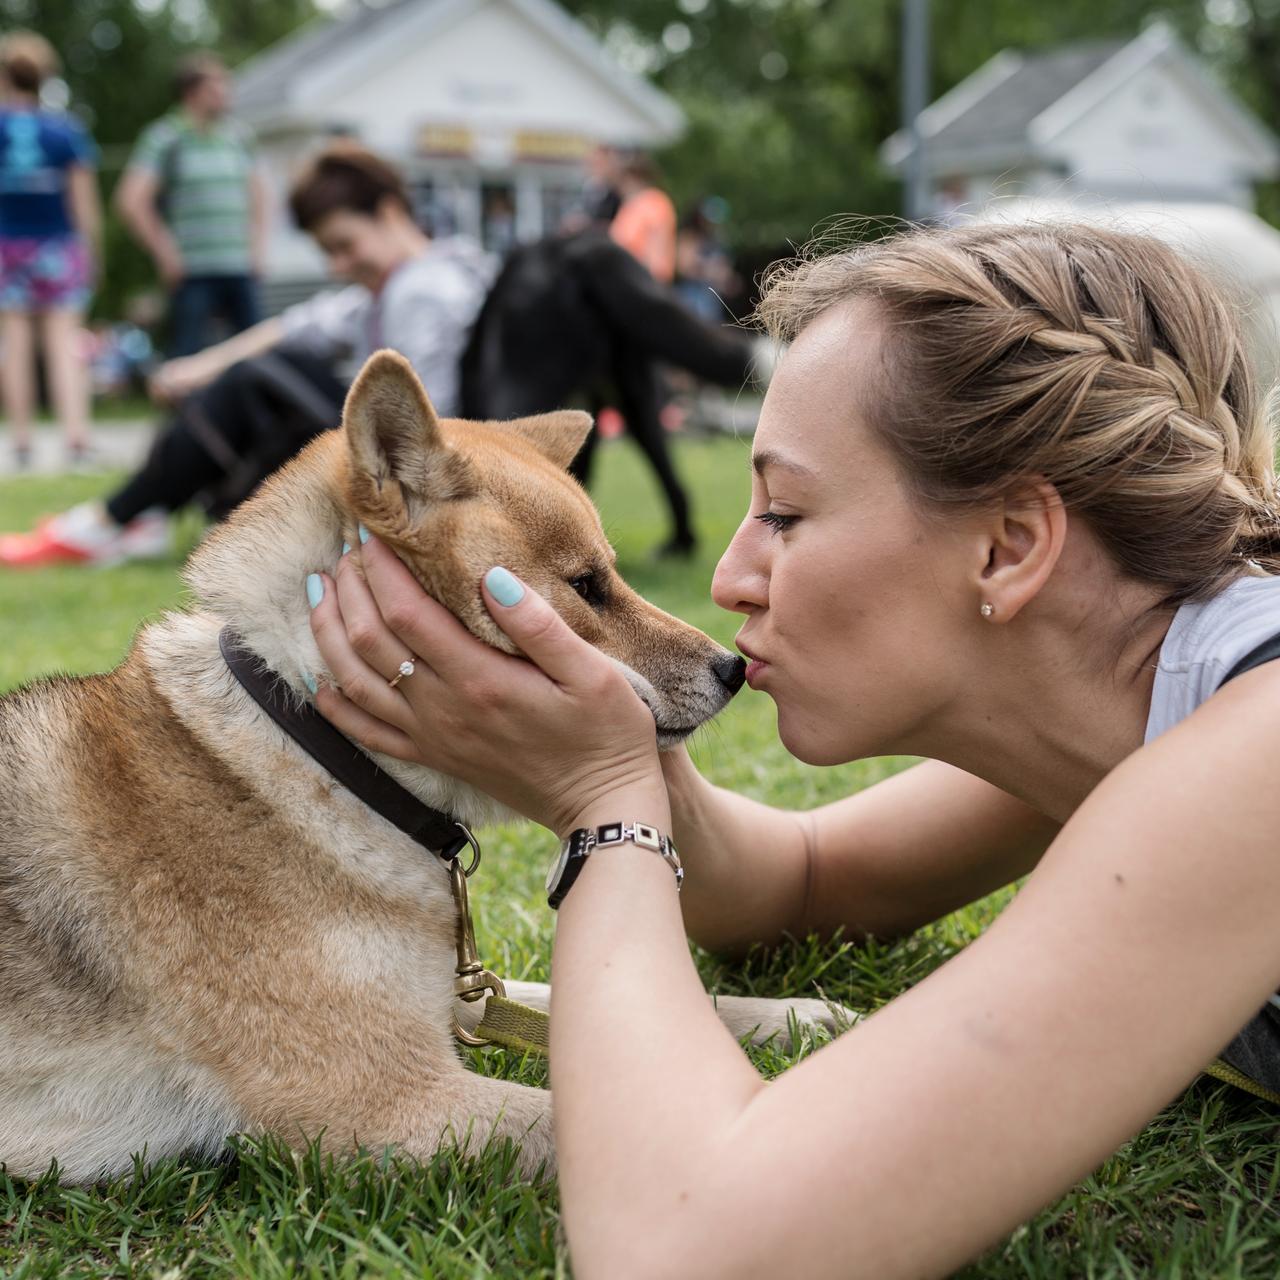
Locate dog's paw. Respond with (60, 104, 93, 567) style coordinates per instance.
(710, 993, 860, 1049)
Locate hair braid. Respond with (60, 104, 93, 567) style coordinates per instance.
(755, 221, 1280, 602)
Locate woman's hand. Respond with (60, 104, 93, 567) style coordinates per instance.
(149, 355, 209, 405)
(307, 534, 669, 837)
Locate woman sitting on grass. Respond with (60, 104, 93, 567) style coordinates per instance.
(306, 221, 1280, 1279)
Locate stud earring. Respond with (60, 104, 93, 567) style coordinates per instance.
(980, 602, 994, 618)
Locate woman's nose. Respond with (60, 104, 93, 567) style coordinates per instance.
(711, 522, 767, 614)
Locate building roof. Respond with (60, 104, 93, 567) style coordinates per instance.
(882, 22, 1280, 178)
(234, 0, 683, 140)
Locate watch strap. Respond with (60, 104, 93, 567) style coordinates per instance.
(547, 820, 682, 909)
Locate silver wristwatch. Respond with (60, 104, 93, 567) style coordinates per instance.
(545, 820, 683, 909)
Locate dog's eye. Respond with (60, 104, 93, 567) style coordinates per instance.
(569, 572, 606, 608)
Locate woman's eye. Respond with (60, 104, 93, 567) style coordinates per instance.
(755, 511, 799, 534)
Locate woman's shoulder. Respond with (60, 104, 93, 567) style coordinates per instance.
(1148, 573, 1280, 743)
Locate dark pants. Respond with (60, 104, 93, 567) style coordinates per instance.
(168, 273, 261, 358)
(106, 346, 346, 526)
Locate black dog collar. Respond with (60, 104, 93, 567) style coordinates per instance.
(218, 626, 469, 860)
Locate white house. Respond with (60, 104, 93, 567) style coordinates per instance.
(881, 22, 1280, 218)
(235, 0, 684, 304)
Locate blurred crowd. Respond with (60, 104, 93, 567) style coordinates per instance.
(0, 29, 757, 567)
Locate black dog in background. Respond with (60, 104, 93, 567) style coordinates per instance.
(460, 231, 757, 557)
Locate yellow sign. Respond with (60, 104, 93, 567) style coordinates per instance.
(418, 124, 473, 157)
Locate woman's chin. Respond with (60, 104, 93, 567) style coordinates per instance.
(776, 713, 846, 767)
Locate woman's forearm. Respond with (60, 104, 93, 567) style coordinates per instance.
(189, 316, 284, 379)
(661, 746, 811, 952)
(550, 781, 765, 1278)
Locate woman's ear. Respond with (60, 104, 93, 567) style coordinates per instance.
(977, 479, 1067, 621)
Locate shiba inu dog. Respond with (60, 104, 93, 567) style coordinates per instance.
(0, 351, 840, 1185)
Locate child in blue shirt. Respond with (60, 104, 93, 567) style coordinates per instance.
(0, 32, 101, 467)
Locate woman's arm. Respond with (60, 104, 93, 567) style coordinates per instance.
(66, 164, 102, 268)
(149, 316, 284, 403)
(664, 746, 1057, 952)
(552, 657, 1280, 1280)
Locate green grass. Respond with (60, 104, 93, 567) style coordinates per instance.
(2, 437, 1279, 1278)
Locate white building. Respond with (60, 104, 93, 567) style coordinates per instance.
(235, 0, 684, 305)
(882, 22, 1280, 218)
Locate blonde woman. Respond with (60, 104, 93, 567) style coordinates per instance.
(0, 31, 100, 468)
(307, 222, 1280, 1279)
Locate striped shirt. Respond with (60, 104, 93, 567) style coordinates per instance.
(128, 112, 255, 276)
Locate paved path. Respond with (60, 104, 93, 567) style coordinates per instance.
(1, 421, 154, 478)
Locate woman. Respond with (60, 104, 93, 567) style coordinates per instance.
(0, 141, 491, 566)
(0, 31, 100, 468)
(305, 222, 1280, 1279)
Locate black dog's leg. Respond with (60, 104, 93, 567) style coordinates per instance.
(614, 351, 696, 556)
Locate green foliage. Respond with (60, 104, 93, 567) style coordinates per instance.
(2, 437, 1280, 1276)
(558, 0, 1236, 253)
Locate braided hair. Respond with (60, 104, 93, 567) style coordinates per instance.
(756, 222, 1280, 604)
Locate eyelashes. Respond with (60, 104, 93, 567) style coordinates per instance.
(755, 512, 798, 534)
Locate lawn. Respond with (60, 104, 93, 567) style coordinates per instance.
(2, 436, 1279, 1279)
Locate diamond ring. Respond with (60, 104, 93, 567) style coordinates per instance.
(387, 659, 415, 689)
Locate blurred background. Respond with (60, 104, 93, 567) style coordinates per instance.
(10, 0, 1280, 345)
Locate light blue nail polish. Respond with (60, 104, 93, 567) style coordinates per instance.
(485, 566, 524, 607)
(358, 523, 370, 544)
(303, 673, 318, 695)
(306, 573, 324, 608)
(341, 541, 350, 556)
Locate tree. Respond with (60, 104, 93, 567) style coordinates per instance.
(558, 1, 1231, 258)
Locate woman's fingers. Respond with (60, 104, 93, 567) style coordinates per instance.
(308, 569, 421, 730)
(313, 685, 422, 762)
(359, 534, 513, 682)
(332, 552, 433, 682)
(481, 566, 609, 690)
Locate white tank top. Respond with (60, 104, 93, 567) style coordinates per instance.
(1145, 575, 1280, 744)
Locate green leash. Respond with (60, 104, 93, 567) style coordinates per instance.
(448, 846, 550, 1058)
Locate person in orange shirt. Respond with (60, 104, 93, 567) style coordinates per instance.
(609, 152, 677, 282)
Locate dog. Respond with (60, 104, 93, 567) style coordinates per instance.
(459, 230, 762, 555)
(0, 350, 842, 1185)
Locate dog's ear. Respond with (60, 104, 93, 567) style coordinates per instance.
(343, 349, 473, 498)
(502, 410, 594, 471)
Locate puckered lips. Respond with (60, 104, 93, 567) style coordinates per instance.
(737, 636, 770, 689)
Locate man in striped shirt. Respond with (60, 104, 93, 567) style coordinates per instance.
(115, 53, 267, 356)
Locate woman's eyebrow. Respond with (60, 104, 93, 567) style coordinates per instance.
(752, 449, 817, 480)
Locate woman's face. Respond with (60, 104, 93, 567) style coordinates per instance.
(712, 300, 982, 765)
(310, 205, 407, 292)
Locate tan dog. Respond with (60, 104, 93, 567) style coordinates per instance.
(0, 351, 841, 1185)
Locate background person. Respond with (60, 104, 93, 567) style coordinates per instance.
(308, 221, 1280, 1278)
(609, 150, 677, 282)
(0, 141, 492, 567)
(0, 31, 100, 470)
(114, 52, 266, 357)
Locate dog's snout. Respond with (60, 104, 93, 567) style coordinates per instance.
(711, 653, 747, 695)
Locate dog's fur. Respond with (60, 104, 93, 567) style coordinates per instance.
(0, 352, 836, 1185)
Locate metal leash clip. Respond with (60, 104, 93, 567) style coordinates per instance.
(446, 826, 508, 1047)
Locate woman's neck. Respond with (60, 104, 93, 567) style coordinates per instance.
(905, 593, 1176, 823)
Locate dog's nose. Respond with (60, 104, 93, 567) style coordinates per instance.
(711, 653, 747, 694)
